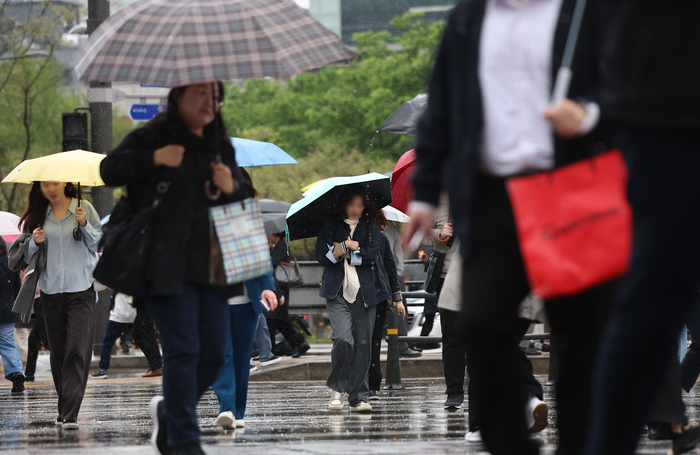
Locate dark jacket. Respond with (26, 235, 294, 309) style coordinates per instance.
(599, 0, 700, 129)
(267, 239, 290, 320)
(101, 115, 252, 296)
(315, 218, 391, 307)
(8, 234, 46, 324)
(411, 0, 607, 258)
(244, 260, 276, 316)
(379, 234, 402, 302)
(0, 256, 21, 324)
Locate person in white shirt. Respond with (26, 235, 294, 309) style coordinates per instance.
(403, 1, 615, 454)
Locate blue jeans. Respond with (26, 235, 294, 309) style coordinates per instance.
(212, 303, 258, 419)
(584, 129, 700, 455)
(254, 313, 274, 361)
(0, 323, 22, 379)
(144, 284, 229, 448)
(98, 320, 132, 371)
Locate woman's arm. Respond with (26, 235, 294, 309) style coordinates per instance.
(80, 201, 103, 253)
(381, 237, 402, 295)
(315, 219, 344, 267)
(100, 128, 160, 187)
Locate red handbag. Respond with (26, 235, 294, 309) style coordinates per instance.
(506, 150, 633, 299)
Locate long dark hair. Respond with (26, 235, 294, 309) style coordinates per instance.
(336, 185, 387, 227)
(19, 182, 80, 233)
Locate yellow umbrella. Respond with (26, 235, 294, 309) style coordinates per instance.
(300, 178, 329, 194)
(2, 150, 106, 187)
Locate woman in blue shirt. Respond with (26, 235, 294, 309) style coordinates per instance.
(19, 181, 102, 430)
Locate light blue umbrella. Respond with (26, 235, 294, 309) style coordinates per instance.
(101, 214, 111, 225)
(231, 138, 298, 167)
(286, 173, 391, 241)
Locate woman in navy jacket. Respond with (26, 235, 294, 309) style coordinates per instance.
(316, 185, 390, 412)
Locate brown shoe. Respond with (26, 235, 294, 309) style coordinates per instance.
(143, 368, 163, 378)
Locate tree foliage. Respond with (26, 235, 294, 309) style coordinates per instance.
(221, 13, 443, 162)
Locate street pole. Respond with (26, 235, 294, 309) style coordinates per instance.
(87, 0, 114, 355)
(87, 0, 113, 219)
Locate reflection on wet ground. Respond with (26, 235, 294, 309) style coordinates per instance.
(0, 375, 693, 454)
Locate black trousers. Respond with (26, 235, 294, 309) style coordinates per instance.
(648, 357, 685, 424)
(41, 287, 96, 422)
(369, 301, 388, 391)
(439, 308, 465, 396)
(132, 306, 163, 371)
(681, 294, 700, 392)
(585, 129, 700, 455)
(460, 175, 616, 455)
(25, 311, 49, 376)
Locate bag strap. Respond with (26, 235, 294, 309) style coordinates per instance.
(151, 181, 171, 210)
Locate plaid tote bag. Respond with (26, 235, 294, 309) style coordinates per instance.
(209, 198, 272, 285)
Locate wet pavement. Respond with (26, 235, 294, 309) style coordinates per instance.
(0, 370, 698, 454)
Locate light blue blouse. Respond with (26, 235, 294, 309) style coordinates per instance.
(26, 198, 102, 295)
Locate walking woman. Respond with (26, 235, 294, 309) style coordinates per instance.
(101, 82, 253, 455)
(0, 237, 24, 393)
(316, 185, 390, 412)
(19, 181, 102, 429)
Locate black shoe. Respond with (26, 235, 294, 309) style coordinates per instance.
(56, 416, 63, 426)
(293, 342, 310, 358)
(673, 424, 700, 454)
(444, 393, 464, 410)
(648, 422, 675, 440)
(368, 390, 380, 401)
(398, 348, 422, 358)
(11, 372, 25, 393)
(24, 373, 35, 382)
(171, 442, 205, 455)
(150, 396, 171, 455)
(415, 343, 441, 351)
(521, 347, 542, 356)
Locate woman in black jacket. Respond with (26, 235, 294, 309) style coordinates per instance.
(101, 82, 253, 455)
(315, 185, 391, 413)
(0, 237, 24, 393)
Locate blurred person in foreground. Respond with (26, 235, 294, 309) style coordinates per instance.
(583, 2, 700, 454)
(403, 0, 616, 454)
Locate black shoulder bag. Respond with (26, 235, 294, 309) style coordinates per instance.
(93, 181, 170, 297)
(424, 236, 454, 295)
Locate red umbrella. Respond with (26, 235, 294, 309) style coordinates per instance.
(390, 149, 417, 214)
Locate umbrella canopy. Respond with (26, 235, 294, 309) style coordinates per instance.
(101, 214, 111, 225)
(382, 205, 410, 223)
(2, 150, 106, 186)
(286, 173, 391, 241)
(232, 138, 298, 167)
(378, 94, 427, 137)
(0, 211, 21, 244)
(260, 199, 291, 235)
(72, 0, 357, 87)
(390, 149, 417, 214)
(300, 178, 329, 195)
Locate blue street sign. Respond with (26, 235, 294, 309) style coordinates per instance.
(140, 83, 168, 88)
(130, 104, 166, 121)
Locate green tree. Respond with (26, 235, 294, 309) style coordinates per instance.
(221, 12, 443, 162)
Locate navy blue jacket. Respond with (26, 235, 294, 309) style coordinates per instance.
(244, 258, 276, 315)
(315, 218, 391, 307)
(0, 256, 21, 324)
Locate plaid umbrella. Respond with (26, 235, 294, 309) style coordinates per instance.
(72, 0, 356, 86)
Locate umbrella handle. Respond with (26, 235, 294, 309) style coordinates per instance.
(205, 156, 223, 200)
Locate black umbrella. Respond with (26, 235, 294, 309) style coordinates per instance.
(259, 199, 292, 235)
(286, 173, 392, 241)
(377, 94, 427, 137)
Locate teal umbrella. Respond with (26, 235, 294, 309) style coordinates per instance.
(286, 173, 391, 241)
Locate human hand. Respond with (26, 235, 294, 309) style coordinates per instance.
(280, 295, 286, 306)
(543, 99, 587, 139)
(153, 145, 186, 168)
(344, 240, 359, 251)
(261, 289, 278, 311)
(75, 207, 87, 227)
(439, 222, 453, 241)
(397, 301, 406, 319)
(211, 161, 235, 195)
(402, 205, 436, 251)
(33, 227, 45, 244)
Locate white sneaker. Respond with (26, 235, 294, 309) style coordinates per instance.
(349, 401, 372, 412)
(465, 430, 482, 443)
(525, 396, 549, 433)
(329, 390, 344, 411)
(235, 419, 245, 428)
(216, 411, 236, 429)
(259, 355, 281, 367)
